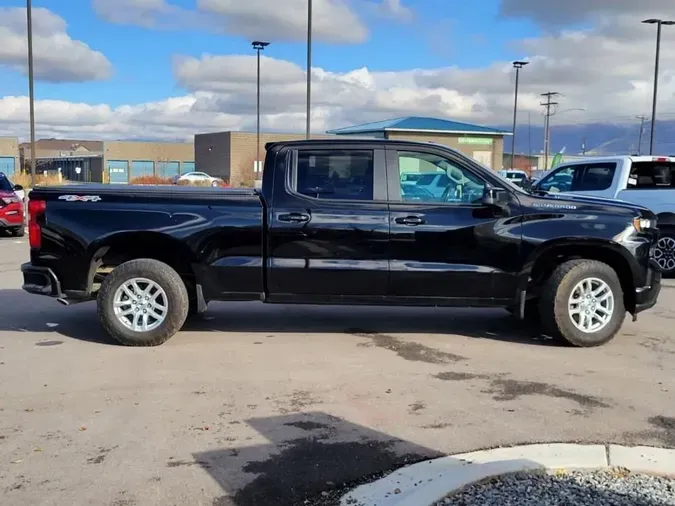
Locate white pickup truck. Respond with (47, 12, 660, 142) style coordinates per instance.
(532, 155, 675, 275)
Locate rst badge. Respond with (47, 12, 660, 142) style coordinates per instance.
(58, 195, 102, 202)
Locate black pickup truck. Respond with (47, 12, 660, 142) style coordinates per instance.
(22, 139, 662, 347)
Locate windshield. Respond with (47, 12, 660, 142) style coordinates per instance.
(0, 174, 14, 192)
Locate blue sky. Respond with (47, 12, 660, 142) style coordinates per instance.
(0, 0, 672, 149)
(0, 0, 540, 106)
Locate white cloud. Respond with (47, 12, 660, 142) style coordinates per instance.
(377, 0, 413, 22)
(3, 3, 675, 141)
(94, 0, 369, 44)
(500, 0, 675, 26)
(0, 7, 112, 82)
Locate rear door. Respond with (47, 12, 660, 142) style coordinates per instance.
(535, 162, 617, 198)
(266, 144, 390, 301)
(386, 145, 522, 302)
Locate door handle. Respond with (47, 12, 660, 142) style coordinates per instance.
(395, 215, 425, 226)
(278, 212, 311, 223)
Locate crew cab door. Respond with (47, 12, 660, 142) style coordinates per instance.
(535, 162, 618, 198)
(385, 146, 522, 301)
(266, 144, 389, 301)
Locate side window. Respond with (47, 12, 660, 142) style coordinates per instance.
(626, 162, 675, 189)
(577, 163, 616, 191)
(537, 166, 577, 193)
(295, 149, 374, 201)
(396, 151, 485, 204)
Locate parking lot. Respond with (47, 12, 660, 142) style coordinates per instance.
(1, 233, 675, 506)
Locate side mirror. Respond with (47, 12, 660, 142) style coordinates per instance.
(482, 187, 508, 206)
(13, 184, 23, 191)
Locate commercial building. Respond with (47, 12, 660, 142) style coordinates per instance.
(327, 116, 509, 170)
(0, 137, 20, 175)
(18, 139, 195, 183)
(195, 132, 332, 186)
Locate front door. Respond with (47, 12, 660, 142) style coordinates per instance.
(386, 147, 522, 302)
(267, 146, 390, 301)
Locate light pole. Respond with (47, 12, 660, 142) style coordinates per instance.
(510, 61, 528, 170)
(252, 41, 269, 179)
(642, 18, 675, 155)
(26, 0, 36, 186)
(306, 0, 312, 139)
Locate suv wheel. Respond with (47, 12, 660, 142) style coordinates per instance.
(539, 259, 625, 347)
(654, 232, 675, 277)
(11, 226, 24, 237)
(98, 259, 189, 346)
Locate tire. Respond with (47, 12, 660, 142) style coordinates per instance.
(539, 259, 625, 347)
(11, 226, 24, 237)
(97, 259, 189, 346)
(653, 231, 675, 278)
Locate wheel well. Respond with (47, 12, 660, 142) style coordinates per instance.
(90, 233, 197, 298)
(529, 245, 636, 311)
(657, 213, 675, 230)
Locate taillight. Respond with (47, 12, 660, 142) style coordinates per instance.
(1, 196, 19, 206)
(28, 199, 46, 249)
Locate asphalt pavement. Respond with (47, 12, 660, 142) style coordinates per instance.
(1, 233, 674, 506)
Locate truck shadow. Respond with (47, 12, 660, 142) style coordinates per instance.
(0, 289, 556, 347)
(191, 412, 665, 506)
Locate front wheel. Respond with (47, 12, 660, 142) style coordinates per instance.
(97, 259, 189, 346)
(654, 231, 675, 277)
(11, 226, 24, 237)
(539, 259, 625, 347)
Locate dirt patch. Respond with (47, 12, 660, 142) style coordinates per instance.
(35, 340, 64, 347)
(484, 379, 610, 409)
(408, 402, 426, 415)
(422, 422, 453, 429)
(434, 371, 487, 382)
(345, 328, 465, 364)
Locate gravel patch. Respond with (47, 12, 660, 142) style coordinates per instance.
(435, 468, 675, 505)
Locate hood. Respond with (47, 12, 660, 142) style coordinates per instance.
(534, 191, 650, 213)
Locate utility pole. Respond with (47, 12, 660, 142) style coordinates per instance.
(306, 0, 313, 139)
(581, 137, 587, 155)
(27, 0, 37, 186)
(636, 115, 648, 155)
(252, 41, 270, 180)
(642, 19, 675, 155)
(540, 92, 560, 170)
(510, 61, 529, 170)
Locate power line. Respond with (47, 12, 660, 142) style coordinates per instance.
(540, 92, 560, 169)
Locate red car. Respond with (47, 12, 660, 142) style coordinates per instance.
(0, 173, 24, 237)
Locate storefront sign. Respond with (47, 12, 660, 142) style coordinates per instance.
(458, 137, 493, 145)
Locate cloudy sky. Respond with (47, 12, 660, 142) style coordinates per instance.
(0, 0, 674, 142)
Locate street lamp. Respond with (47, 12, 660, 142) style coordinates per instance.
(26, 0, 36, 186)
(510, 60, 529, 170)
(306, 0, 313, 139)
(252, 41, 270, 179)
(642, 18, 675, 155)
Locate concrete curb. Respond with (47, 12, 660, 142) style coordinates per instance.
(339, 443, 675, 506)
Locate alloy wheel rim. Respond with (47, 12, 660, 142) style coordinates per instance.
(654, 236, 675, 272)
(567, 277, 614, 334)
(113, 278, 168, 332)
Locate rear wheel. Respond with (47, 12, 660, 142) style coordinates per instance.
(539, 259, 625, 347)
(11, 226, 24, 237)
(654, 231, 675, 277)
(97, 259, 189, 346)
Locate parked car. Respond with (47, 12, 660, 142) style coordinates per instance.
(532, 155, 675, 275)
(498, 169, 530, 187)
(177, 171, 224, 187)
(0, 172, 24, 237)
(21, 139, 661, 348)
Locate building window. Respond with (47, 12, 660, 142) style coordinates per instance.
(157, 161, 180, 178)
(131, 160, 154, 178)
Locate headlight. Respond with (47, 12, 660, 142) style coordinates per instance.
(1, 196, 19, 205)
(633, 217, 657, 233)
